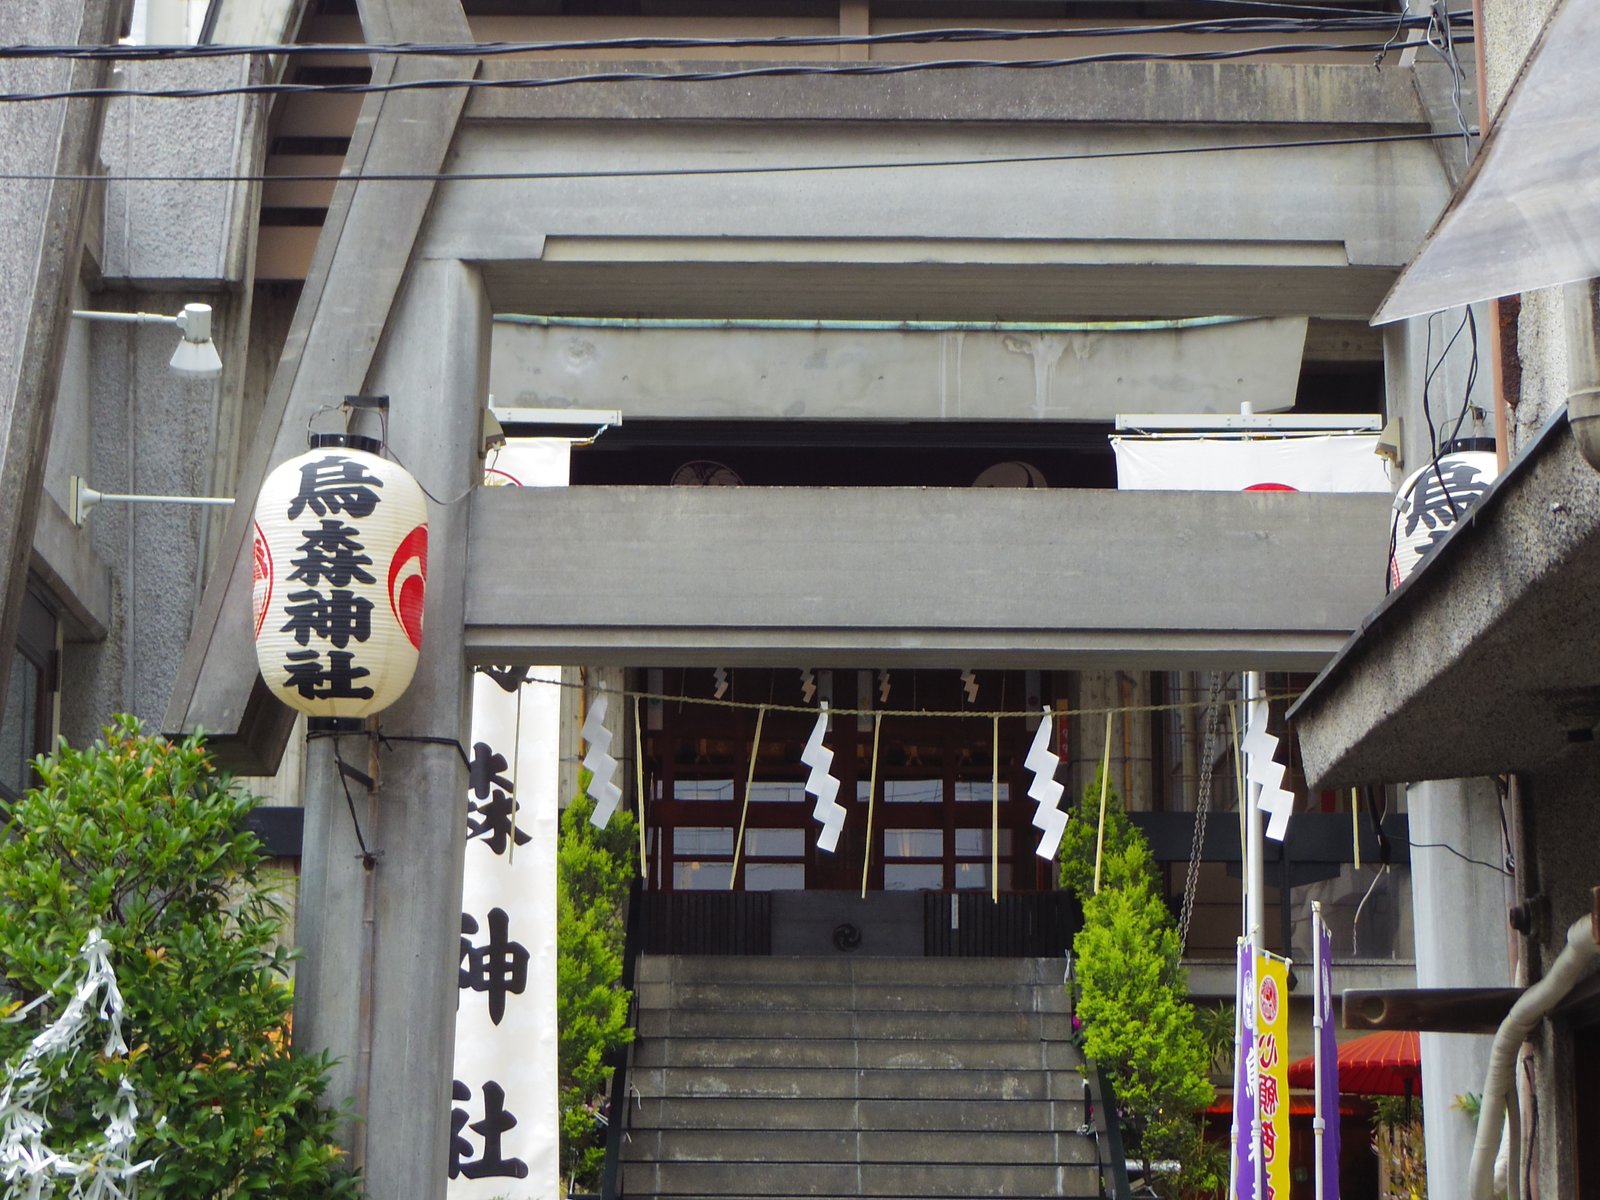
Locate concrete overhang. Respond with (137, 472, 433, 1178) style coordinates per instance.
(1290, 411, 1600, 788)
(478, 254, 1396, 323)
(464, 485, 1390, 669)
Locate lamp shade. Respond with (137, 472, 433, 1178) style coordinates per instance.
(251, 436, 428, 718)
(1389, 449, 1498, 588)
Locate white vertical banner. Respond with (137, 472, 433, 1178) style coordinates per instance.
(449, 441, 570, 1198)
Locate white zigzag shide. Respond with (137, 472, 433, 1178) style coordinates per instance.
(961, 669, 979, 704)
(712, 666, 729, 699)
(1243, 697, 1294, 842)
(800, 668, 816, 704)
(1024, 708, 1068, 859)
(582, 694, 623, 829)
(802, 703, 845, 852)
(878, 670, 892, 705)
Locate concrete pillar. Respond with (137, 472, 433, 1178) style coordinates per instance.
(0, 0, 128, 728)
(293, 258, 488, 1199)
(1406, 778, 1513, 1200)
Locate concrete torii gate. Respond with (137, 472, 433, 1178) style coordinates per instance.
(160, 4, 1452, 1194)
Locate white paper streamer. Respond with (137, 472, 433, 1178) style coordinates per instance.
(1024, 709, 1069, 859)
(0, 930, 156, 1200)
(582, 696, 623, 830)
(877, 670, 891, 705)
(961, 669, 979, 704)
(802, 703, 845, 853)
(799, 669, 816, 705)
(712, 668, 729, 700)
(1243, 698, 1294, 842)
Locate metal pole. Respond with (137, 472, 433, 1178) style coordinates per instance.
(1229, 939, 1243, 1200)
(1245, 669, 1265, 1199)
(1245, 671, 1265, 948)
(70, 308, 179, 327)
(1312, 900, 1326, 1200)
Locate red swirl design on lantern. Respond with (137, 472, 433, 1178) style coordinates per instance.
(388, 524, 428, 650)
(251, 521, 273, 640)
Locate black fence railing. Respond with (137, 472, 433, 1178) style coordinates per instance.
(601, 879, 645, 1200)
(922, 891, 1084, 957)
(1085, 1062, 1135, 1200)
(640, 891, 773, 955)
(639, 889, 1085, 958)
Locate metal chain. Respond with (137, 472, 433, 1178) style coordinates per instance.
(1178, 671, 1229, 955)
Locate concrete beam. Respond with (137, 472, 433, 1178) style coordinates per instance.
(488, 317, 1310, 421)
(164, 28, 476, 772)
(464, 61, 1433, 126)
(0, 0, 129, 728)
(429, 118, 1453, 319)
(1292, 417, 1600, 788)
(464, 486, 1391, 669)
(482, 258, 1396, 323)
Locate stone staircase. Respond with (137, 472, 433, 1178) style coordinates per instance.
(621, 956, 1100, 1199)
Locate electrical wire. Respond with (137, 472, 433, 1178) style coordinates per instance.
(1493, 773, 1515, 874)
(1446, 304, 1482, 446)
(1409, 838, 1512, 876)
(1351, 864, 1390, 956)
(0, 39, 1473, 104)
(1, 12, 1470, 61)
(1423, 0, 1474, 162)
(0, 128, 1471, 186)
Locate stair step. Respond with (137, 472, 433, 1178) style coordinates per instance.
(621, 1128, 1099, 1166)
(638, 1007, 1064, 1042)
(636, 955, 1063, 987)
(637, 981, 1071, 1014)
(622, 1160, 1100, 1197)
(623, 957, 1095, 1199)
(634, 1065, 1082, 1101)
(632, 1037, 1081, 1072)
(627, 1096, 1086, 1133)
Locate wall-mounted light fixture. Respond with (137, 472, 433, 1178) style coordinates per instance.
(68, 475, 234, 527)
(71, 303, 223, 379)
(1374, 417, 1404, 468)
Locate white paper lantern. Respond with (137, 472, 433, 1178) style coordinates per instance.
(251, 434, 428, 718)
(1389, 447, 1498, 587)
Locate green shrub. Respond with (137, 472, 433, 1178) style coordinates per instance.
(0, 715, 356, 1199)
(1060, 768, 1214, 1194)
(557, 787, 636, 1188)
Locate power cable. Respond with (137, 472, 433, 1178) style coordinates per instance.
(0, 39, 1473, 104)
(1408, 838, 1512, 876)
(0, 12, 1469, 60)
(0, 129, 1471, 186)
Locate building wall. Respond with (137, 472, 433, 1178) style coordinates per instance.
(1480, 4, 1597, 1196)
(1522, 750, 1600, 1200)
(1480, 0, 1571, 452)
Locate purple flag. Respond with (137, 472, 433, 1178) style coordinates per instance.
(1316, 914, 1341, 1200)
(1231, 940, 1256, 1200)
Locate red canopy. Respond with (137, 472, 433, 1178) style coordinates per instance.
(1287, 1029, 1421, 1096)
